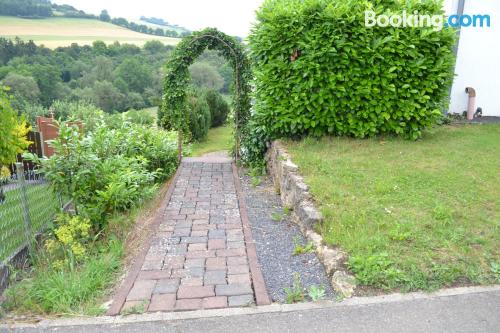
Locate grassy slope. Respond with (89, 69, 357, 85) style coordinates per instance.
(0, 16, 179, 48)
(285, 124, 500, 291)
(189, 125, 233, 157)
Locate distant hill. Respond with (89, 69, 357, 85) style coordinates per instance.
(0, 16, 179, 48)
(139, 16, 190, 34)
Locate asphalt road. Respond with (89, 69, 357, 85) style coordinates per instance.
(2, 287, 499, 333)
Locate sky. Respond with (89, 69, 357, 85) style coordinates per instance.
(52, 0, 264, 37)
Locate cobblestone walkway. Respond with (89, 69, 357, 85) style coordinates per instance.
(109, 157, 269, 314)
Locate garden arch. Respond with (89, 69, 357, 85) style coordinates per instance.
(158, 28, 252, 161)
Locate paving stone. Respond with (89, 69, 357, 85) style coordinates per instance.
(228, 273, 251, 285)
(215, 284, 253, 296)
(203, 296, 228, 309)
(206, 257, 226, 271)
(208, 239, 225, 250)
(127, 280, 156, 301)
(175, 298, 203, 311)
(141, 260, 163, 271)
(181, 236, 208, 244)
(227, 256, 248, 266)
(154, 279, 179, 294)
(228, 264, 249, 274)
(228, 294, 254, 307)
(188, 243, 207, 252)
(177, 285, 215, 299)
(121, 300, 149, 314)
(185, 267, 205, 278)
(181, 277, 203, 286)
(173, 228, 191, 237)
(191, 230, 208, 237)
(137, 270, 171, 280)
(204, 270, 227, 285)
(216, 248, 246, 257)
(186, 250, 216, 259)
(163, 256, 185, 269)
(184, 258, 205, 268)
(148, 294, 176, 312)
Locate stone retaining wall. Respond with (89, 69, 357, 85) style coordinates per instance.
(265, 141, 356, 297)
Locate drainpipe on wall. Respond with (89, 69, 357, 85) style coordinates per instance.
(465, 87, 476, 120)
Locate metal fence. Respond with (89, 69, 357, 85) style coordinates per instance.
(0, 163, 64, 264)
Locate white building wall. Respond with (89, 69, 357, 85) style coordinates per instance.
(448, 0, 500, 116)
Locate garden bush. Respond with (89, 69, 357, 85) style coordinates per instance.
(28, 121, 178, 228)
(186, 91, 211, 141)
(248, 0, 456, 143)
(205, 89, 230, 127)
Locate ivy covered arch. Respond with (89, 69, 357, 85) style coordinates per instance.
(159, 28, 252, 161)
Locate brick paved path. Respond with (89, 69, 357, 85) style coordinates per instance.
(109, 157, 270, 314)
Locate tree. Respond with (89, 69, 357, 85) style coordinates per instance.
(189, 62, 224, 91)
(2, 72, 40, 104)
(0, 86, 30, 166)
(115, 58, 152, 93)
(99, 9, 111, 22)
(205, 90, 229, 127)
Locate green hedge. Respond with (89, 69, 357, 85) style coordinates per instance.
(248, 0, 456, 140)
(187, 92, 211, 141)
(205, 89, 230, 127)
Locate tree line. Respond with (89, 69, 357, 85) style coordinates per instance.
(0, 37, 233, 126)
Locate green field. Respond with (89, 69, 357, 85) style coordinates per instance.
(286, 124, 500, 292)
(0, 16, 179, 48)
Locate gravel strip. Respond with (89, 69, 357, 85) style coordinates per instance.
(239, 170, 335, 302)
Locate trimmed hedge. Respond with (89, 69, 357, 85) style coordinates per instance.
(248, 0, 456, 140)
(205, 89, 230, 127)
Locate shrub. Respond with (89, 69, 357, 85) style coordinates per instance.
(125, 109, 155, 126)
(28, 121, 178, 229)
(248, 0, 456, 141)
(187, 92, 211, 141)
(205, 89, 230, 127)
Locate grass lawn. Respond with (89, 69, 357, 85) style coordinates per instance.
(285, 124, 500, 292)
(189, 125, 234, 157)
(0, 184, 59, 262)
(0, 16, 179, 48)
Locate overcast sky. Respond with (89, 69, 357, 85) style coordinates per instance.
(52, 0, 264, 37)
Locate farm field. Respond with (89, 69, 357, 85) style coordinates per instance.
(0, 16, 179, 48)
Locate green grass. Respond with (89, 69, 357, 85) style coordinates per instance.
(1, 184, 167, 316)
(189, 125, 234, 157)
(0, 184, 59, 262)
(2, 238, 123, 315)
(0, 16, 179, 48)
(285, 124, 500, 291)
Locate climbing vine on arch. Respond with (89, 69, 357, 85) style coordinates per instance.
(159, 27, 252, 159)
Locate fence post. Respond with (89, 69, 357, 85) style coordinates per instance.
(16, 162, 34, 255)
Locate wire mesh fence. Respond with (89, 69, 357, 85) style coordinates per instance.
(0, 162, 65, 263)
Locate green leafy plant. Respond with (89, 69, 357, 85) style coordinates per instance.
(308, 285, 326, 301)
(246, 0, 457, 158)
(491, 262, 500, 283)
(271, 211, 283, 222)
(292, 236, 315, 255)
(348, 252, 408, 289)
(284, 272, 305, 303)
